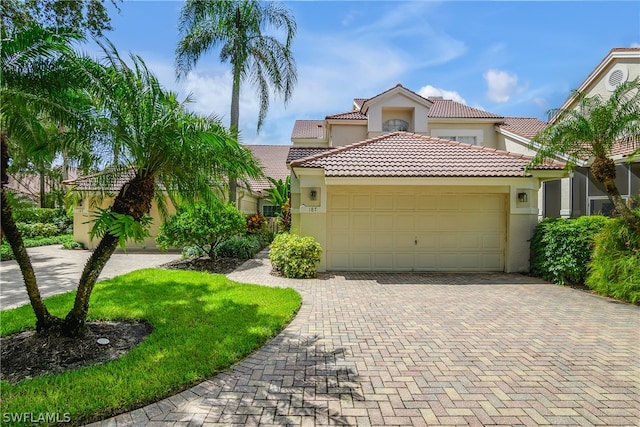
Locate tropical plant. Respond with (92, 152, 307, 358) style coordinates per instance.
(2, 27, 263, 337)
(528, 78, 640, 229)
(266, 175, 290, 209)
(175, 0, 297, 203)
(156, 201, 246, 259)
(1, 24, 94, 334)
(269, 232, 322, 279)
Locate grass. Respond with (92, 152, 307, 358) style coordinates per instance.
(1, 234, 78, 261)
(0, 269, 301, 426)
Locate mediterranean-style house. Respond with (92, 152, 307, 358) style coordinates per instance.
(66, 47, 638, 265)
(287, 84, 565, 273)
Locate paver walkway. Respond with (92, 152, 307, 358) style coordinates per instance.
(91, 250, 640, 427)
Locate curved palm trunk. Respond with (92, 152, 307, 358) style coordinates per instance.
(1, 136, 60, 330)
(63, 174, 155, 337)
(591, 155, 640, 230)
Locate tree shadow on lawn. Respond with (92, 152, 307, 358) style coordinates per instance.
(0, 269, 301, 426)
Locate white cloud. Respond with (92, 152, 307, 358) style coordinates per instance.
(631, 42, 640, 48)
(417, 85, 467, 104)
(483, 69, 519, 103)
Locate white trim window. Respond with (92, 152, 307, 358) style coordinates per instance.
(440, 135, 478, 145)
(383, 119, 409, 132)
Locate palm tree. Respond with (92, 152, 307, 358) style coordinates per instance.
(1, 24, 93, 331)
(175, 0, 297, 202)
(529, 78, 640, 229)
(62, 40, 263, 336)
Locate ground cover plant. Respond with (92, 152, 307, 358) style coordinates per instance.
(0, 234, 76, 261)
(0, 268, 301, 426)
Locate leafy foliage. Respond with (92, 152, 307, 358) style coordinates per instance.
(530, 216, 609, 285)
(88, 208, 152, 250)
(12, 207, 72, 232)
(586, 213, 640, 303)
(216, 235, 262, 260)
(1, 234, 75, 260)
(156, 202, 246, 259)
(2, 0, 120, 37)
(266, 176, 290, 209)
(269, 233, 322, 279)
(278, 200, 291, 233)
(15, 222, 59, 238)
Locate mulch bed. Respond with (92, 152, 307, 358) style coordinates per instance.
(1, 256, 245, 384)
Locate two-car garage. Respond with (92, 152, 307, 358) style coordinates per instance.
(326, 186, 506, 272)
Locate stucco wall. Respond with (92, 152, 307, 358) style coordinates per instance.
(73, 194, 176, 250)
(429, 122, 498, 148)
(329, 124, 368, 147)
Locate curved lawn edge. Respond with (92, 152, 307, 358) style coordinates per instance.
(0, 268, 301, 426)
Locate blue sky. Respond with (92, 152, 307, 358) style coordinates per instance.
(93, 1, 640, 146)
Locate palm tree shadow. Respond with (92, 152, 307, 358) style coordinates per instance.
(180, 334, 361, 426)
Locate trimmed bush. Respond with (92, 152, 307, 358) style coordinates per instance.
(15, 222, 59, 238)
(11, 207, 73, 234)
(530, 216, 609, 285)
(586, 216, 640, 303)
(269, 233, 322, 279)
(156, 202, 246, 259)
(216, 235, 262, 260)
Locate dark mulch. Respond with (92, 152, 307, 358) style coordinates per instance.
(1, 256, 246, 384)
(161, 256, 246, 274)
(1, 321, 152, 384)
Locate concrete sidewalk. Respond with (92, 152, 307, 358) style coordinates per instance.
(0, 245, 180, 310)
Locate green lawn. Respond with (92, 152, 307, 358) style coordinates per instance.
(0, 269, 301, 426)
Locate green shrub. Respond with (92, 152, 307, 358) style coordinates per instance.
(62, 239, 84, 250)
(216, 235, 262, 259)
(1, 235, 76, 261)
(586, 215, 640, 303)
(156, 201, 245, 259)
(181, 245, 206, 259)
(530, 216, 609, 285)
(15, 222, 59, 238)
(269, 233, 322, 279)
(11, 207, 72, 234)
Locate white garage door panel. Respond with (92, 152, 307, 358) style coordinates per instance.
(327, 187, 506, 271)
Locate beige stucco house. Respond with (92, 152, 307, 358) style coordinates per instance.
(287, 84, 565, 273)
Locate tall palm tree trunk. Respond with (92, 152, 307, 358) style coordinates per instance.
(591, 155, 640, 230)
(228, 64, 242, 205)
(64, 174, 155, 336)
(1, 136, 60, 330)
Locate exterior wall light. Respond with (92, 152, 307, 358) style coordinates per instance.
(517, 192, 528, 203)
(309, 189, 318, 201)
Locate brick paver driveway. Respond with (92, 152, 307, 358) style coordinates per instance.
(94, 251, 639, 426)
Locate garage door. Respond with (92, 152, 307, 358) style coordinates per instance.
(326, 186, 506, 271)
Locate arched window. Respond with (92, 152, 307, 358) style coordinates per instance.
(383, 119, 409, 132)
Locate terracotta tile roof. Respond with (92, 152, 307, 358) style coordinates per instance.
(353, 98, 367, 109)
(65, 168, 136, 192)
(290, 132, 564, 177)
(291, 120, 325, 139)
(498, 117, 548, 139)
(326, 111, 368, 120)
(242, 145, 291, 194)
(427, 99, 503, 119)
(611, 136, 640, 157)
(67, 145, 292, 196)
(287, 147, 335, 164)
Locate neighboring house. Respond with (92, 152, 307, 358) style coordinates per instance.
(535, 48, 640, 218)
(65, 146, 290, 249)
(6, 167, 78, 207)
(287, 84, 565, 273)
